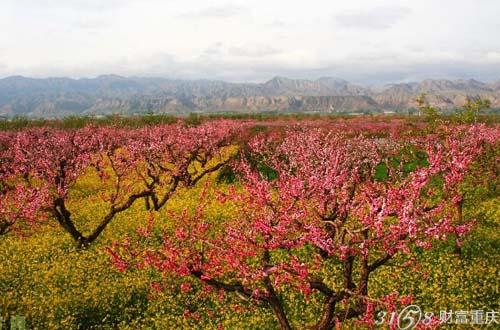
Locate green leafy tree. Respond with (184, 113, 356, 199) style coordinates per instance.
(459, 97, 491, 123)
(416, 93, 440, 125)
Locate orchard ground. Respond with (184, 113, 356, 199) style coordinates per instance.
(0, 116, 498, 329)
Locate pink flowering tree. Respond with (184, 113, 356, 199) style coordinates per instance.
(3, 127, 130, 245)
(2, 122, 241, 246)
(128, 121, 242, 211)
(0, 184, 49, 236)
(1, 131, 48, 235)
(109, 124, 498, 329)
(423, 124, 500, 253)
(0, 131, 49, 235)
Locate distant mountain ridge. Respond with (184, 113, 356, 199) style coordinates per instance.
(1, 75, 499, 117)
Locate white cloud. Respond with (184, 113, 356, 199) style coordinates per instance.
(6, 0, 141, 11)
(178, 4, 246, 19)
(485, 52, 500, 62)
(0, 0, 499, 83)
(229, 45, 282, 57)
(334, 5, 411, 30)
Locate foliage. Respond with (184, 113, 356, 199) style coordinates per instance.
(0, 119, 498, 329)
(416, 94, 440, 125)
(109, 123, 499, 329)
(457, 97, 491, 124)
(0, 122, 241, 246)
(0, 114, 180, 131)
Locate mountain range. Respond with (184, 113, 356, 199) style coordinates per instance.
(1, 75, 499, 118)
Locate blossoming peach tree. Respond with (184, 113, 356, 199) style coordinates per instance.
(0, 121, 241, 246)
(0, 131, 48, 235)
(108, 124, 498, 329)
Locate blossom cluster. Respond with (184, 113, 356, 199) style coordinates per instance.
(108, 123, 499, 329)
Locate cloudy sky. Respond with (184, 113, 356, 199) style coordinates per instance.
(1, 0, 499, 84)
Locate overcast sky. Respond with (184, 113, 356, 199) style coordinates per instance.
(1, 0, 499, 84)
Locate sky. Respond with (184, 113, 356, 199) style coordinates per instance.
(1, 0, 500, 84)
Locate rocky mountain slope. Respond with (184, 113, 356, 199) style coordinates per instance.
(0, 75, 499, 117)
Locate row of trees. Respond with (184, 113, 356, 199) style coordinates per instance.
(110, 123, 498, 329)
(0, 121, 242, 245)
(1, 119, 499, 328)
(416, 94, 492, 124)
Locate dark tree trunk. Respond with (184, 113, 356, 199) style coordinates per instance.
(313, 295, 339, 330)
(52, 191, 151, 248)
(144, 196, 151, 211)
(0, 220, 12, 235)
(53, 198, 85, 244)
(268, 296, 292, 330)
